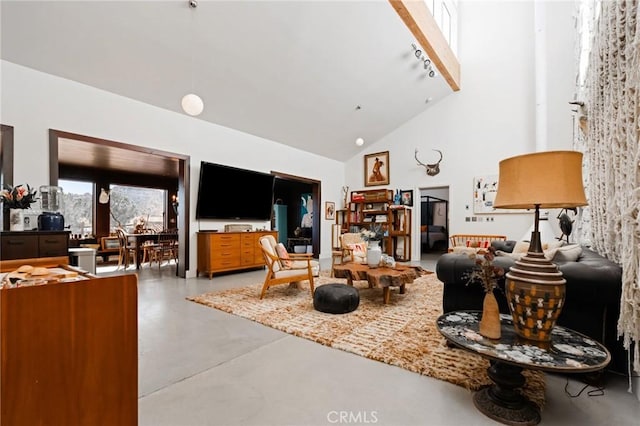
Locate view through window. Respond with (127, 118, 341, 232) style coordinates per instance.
(109, 184, 166, 232)
(59, 179, 94, 236)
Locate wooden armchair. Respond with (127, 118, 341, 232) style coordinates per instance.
(258, 235, 319, 299)
(339, 232, 367, 264)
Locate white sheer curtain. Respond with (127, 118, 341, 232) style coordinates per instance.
(574, 0, 640, 376)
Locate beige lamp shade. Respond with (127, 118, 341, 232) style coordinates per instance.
(493, 151, 588, 209)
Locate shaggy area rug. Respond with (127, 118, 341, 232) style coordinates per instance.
(188, 273, 545, 407)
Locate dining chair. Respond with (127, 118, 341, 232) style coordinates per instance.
(153, 231, 178, 269)
(115, 228, 136, 270)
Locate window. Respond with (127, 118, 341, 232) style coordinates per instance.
(109, 184, 166, 232)
(59, 179, 94, 236)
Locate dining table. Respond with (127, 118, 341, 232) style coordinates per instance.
(126, 232, 177, 270)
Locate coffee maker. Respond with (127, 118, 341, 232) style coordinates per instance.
(38, 185, 65, 231)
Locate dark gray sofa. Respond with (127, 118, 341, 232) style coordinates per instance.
(436, 241, 628, 374)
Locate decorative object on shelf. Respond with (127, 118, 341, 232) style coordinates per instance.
(465, 246, 504, 339)
(394, 189, 401, 205)
(400, 190, 413, 207)
(341, 186, 349, 209)
(414, 149, 443, 176)
(325, 201, 335, 220)
(364, 151, 390, 187)
(494, 151, 588, 342)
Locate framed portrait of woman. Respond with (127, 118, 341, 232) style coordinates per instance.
(364, 151, 390, 187)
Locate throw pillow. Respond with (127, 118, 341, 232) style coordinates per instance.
(542, 240, 564, 251)
(275, 243, 292, 268)
(466, 240, 480, 248)
(553, 244, 582, 262)
(496, 250, 524, 260)
(452, 246, 479, 255)
(513, 241, 530, 254)
(347, 243, 367, 263)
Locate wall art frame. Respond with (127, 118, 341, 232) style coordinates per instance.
(325, 201, 335, 220)
(364, 151, 390, 187)
(473, 175, 532, 214)
(400, 190, 413, 206)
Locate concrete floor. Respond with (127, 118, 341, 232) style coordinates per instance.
(103, 254, 640, 425)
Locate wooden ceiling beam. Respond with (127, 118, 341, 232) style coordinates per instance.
(389, 0, 461, 91)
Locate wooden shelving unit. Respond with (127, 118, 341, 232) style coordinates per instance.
(343, 189, 412, 260)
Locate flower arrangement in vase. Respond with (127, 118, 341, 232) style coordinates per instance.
(360, 222, 385, 268)
(0, 184, 38, 210)
(1, 184, 38, 231)
(466, 246, 505, 339)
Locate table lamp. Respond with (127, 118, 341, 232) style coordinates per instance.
(493, 151, 587, 342)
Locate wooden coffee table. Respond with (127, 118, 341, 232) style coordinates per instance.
(332, 262, 421, 304)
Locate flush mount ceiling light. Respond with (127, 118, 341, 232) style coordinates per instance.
(182, 94, 204, 116)
(355, 137, 364, 146)
(181, 0, 204, 116)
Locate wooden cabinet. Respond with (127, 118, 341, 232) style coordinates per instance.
(1, 231, 70, 260)
(0, 270, 138, 425)
(345, 190, 412, 261)
(197, 231, 277, 279)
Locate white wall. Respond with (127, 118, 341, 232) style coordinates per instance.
(1, 61, 345, 277)
(345, 0, 576, 260)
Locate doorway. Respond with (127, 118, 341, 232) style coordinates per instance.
(419, 186, 450, 257)
(48, 130, 190, 278)
(271, 171, 321, 257)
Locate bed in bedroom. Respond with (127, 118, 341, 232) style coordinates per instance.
(421, 225, 448, 250)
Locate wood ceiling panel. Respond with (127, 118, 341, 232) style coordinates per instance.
(58, 138, 179, 178)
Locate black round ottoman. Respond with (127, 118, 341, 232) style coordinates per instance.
(313, 283, 360, 314)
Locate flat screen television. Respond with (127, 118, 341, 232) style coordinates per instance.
(196, 162, 275, 221)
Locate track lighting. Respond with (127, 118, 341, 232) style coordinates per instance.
(411, 42, 437, 78)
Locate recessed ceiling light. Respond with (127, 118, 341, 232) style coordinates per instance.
(425, 97, 434, 103)
(355, 137, 364, 146)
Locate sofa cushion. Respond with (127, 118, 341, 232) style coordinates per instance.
(496, 250, 524, 260)
(491, 240, 516, 253)
(552, 244, 582, 262)
(513, 241, 530, 253)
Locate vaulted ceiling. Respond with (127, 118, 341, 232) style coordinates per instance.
(1, 1, 456, 162)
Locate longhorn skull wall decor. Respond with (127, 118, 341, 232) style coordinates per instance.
(415, 149, 443, 176)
